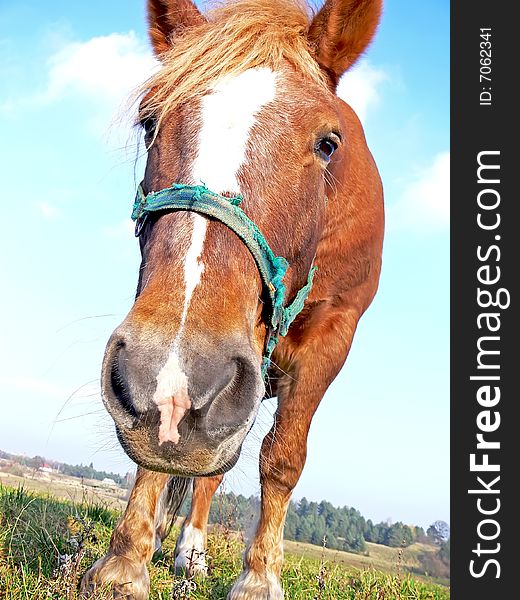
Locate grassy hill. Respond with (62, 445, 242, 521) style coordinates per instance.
(0, 484, 449, 599)
(283, 539, 448, 586)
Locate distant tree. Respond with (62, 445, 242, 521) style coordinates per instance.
(310, 520, 326, 546)
(284, 510, 298, 540)
(33, 456, 45, 469)
(439, 538, 450, 564)
(318, 500, 334, 518)
(385, 522, 414, 548)
(298, 497, 310, 517)
(369, 523, 384, 544)
(413, 526, 428, 543)
(325, 532, 338, 550)
(364, 520, 374, 542)
(295, 518, 313, 543)
(402, 525, 414, 547)
(353, 533, 366, 553)
(308, 501, 319, 518)
(427, 520, 450, 545)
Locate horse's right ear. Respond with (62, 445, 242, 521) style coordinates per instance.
(147, 0, 205, 57)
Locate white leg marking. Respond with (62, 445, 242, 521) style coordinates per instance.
(193, 67, 278, 194)
(174, 523, 208, 576)
(228, 569, 283, 600)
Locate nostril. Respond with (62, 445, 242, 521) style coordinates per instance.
(204, 357, 258, 433)
(190, 407, 205, 420)
(109, 347, 138, 419)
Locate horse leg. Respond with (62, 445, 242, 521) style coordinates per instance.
(80, 467, 170, 599)
(228, 309, 360, 599)
(154, 476, 193, 551)
(174, 474, 224, 575)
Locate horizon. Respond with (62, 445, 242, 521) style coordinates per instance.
(0, 445, 445, 531)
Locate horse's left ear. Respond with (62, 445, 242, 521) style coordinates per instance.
(308, 0, 382, 86)
(147, 0, 205, 57)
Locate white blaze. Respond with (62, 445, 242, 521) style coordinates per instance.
(192, 67, 277, 193)
(153, 68, 277, 444)
(179, 213, 207, 333)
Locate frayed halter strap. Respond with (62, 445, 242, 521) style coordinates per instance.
(132, 182, 317, 378)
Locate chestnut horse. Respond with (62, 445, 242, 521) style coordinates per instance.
(81, 0, 384, 598)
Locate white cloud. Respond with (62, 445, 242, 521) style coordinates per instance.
(29, 31, 159, 144)
(336, 60, 387, 123)
(22, 37, 384, 132)
(389, 151, 450, 232)
(38, 31, 158, 106)
(2, 31, 159, 140)
(37, 201, 62, 220)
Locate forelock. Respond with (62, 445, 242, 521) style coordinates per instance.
(136, 0, 328, 129)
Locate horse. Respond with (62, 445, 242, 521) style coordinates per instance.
(80, 0, 384, 598)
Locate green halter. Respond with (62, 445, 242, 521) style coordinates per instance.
(131, 182, 317, 377)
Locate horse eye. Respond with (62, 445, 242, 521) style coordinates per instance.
(316, 137, 338, 162)
(141, 117, 156, 135)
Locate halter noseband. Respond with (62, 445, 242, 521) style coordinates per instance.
(131, 182, 317, 378)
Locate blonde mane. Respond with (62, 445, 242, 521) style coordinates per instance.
(139, 0, 328, 129)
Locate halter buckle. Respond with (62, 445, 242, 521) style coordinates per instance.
(134, 213, 148, 237)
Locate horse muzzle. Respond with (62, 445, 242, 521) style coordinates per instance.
(100, 325, 264, 476)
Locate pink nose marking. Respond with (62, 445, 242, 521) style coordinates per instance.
(156, 391, 191, 445)
(153, 353, 191, 445)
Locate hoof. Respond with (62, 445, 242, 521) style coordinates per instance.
(228, 569, 283, 600)
(174, 549, 208, 577)
(80, 554, 150, 600)
(174, 524, 208, 577)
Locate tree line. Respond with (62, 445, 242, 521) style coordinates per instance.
(179, 490, 449, 555)
(1, 449, 449, 559)
(0, 449, 128, 486)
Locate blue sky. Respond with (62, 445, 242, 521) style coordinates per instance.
(0, 0, 449, 529)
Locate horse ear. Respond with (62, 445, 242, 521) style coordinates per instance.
(308, 0, 382, 85)
(147, 0, 205, 57)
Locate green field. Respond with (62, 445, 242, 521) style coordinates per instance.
(0, 484, 450, 599)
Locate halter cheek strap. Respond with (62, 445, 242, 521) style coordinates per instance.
(131, 182, 317, 378)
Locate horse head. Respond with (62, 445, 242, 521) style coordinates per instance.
(101, 0, 382, 477)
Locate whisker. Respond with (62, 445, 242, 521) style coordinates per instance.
(56, 314, 117, 333)
(55, 410, 106, 423)
(51, 379, 100, 422)
(268, 359, 297, 382)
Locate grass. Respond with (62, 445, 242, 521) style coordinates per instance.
(283, 541, 449, 587)
(0, 471, 127, 511)
(0, 484, 450, 599)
